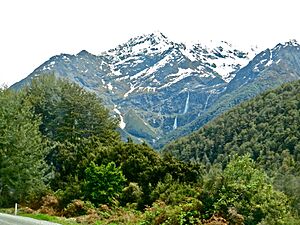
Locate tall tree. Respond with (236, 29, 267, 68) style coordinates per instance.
(24, 75, 119, 144)
(23, 75, 119, 190)
(0, 88, 48, 207)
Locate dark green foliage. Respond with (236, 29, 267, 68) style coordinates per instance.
(163, 80, 300, 218)
(0, 88, 48, 207)
(164, 80, 300, 167)
(94, 140, 163, 207)
(94, 141, 201, 208)
(121, 182, 143, 205)
(48, 138, 104, 191)
(3, 75, 299, 223)
(213, 155, 290, 225)
(140, 200, 202, 225)
(84, 162, 126, 205)
(9, 75, 202, 211)
(23, 75, 120, 191)
(138, 155, 298, 224)
(24, 75, 119, 144)
(150, 174, 202, 207)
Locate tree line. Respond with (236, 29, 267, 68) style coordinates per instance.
(0, 75, 299, 224)
(164, 80, 300, 218)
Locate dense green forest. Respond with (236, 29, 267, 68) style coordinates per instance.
(164, 80, 300, 217)
(0, 76, 299, 224)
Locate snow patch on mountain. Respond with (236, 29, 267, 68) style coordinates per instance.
(159, 68, 195, 89)
(183, 40, 259, 82)
(105, 31, 173, 63)
(95, 32, 261, 98)
(124, 83, 136, 98)
(129, 50, 176, 81)
(107, 83, 113, 91)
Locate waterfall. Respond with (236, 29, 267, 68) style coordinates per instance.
(183, 92, 190, 114)
(204, 93, 212, 111)
(173, 116, 178, 130)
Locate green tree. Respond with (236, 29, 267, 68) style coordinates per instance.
(84, 162, 126, 205)
(23, 75, 120, 190)
(163, 81, 300, 216)
(0, 88, 48, 207)
(24, 75, 119, 144)
(49, 139, 105, 191)
(214, 155, 291, 225)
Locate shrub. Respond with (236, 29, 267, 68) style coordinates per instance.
(121, 182, 143, 205)
(212, 155, 291, 224)
(141, 200, 201, 225)
(64, 199, 95, 217)
(38, 194, 60, 215)
(84, 162, 126, 206)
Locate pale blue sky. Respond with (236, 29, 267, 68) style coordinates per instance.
(1, 0, 299, 86)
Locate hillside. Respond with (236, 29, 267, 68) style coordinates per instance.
(9, 32, 256, 144)
(2, 77, 300, 224)
(10, 34, 300, 148)
(163, 80, 300, 210)
(156, 41, 300, 147)
(163, 80, 300, 165)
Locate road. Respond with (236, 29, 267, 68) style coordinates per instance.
(0, 213, 61, 225)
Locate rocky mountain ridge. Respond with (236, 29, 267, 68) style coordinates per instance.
(11, 33, 300, 147)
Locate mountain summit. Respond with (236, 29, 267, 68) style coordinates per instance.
(11, 33, 300, 147)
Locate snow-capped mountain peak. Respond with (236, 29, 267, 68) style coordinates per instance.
(284, 39, 300, 47)
(180, 40, 259, 82)
(102, 32, 259, 91)
(12, 32, 300, 148)
(106, 31, 173, 59)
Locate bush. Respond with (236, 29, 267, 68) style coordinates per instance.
(141, 200, 201, 225)
(151, 174, 202, 207)
(63, 199, 95, 217)
(204, 155, 293, 224)
(84, 162, 126, 206)
(38, 194, 59, 215)
(55, 181, 83, 209)
(121, 182, 143, 206)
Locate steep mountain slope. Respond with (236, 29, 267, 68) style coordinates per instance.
(12, 32, 257, 145)
(163, 80, 300, 164)
(162, 80, 300, 210)
(157, 40, 300, 147)
(226, 39, 300, 92)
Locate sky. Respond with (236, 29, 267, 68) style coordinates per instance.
(1, 0, 299, 86)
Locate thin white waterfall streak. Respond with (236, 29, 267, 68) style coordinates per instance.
(183, 92, 189, 114)
(204, 93, 212, 111)
(173, 116, 178, 130)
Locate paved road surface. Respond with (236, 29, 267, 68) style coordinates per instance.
(0, 213, 61, 225)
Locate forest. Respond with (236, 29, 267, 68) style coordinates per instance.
(0, 75, 299, 224)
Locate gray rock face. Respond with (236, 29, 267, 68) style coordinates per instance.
(11, 33, 300, 148)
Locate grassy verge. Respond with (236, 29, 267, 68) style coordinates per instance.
(1, 207, 143, 225)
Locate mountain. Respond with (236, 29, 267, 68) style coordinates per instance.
(226, 39, 300, 92)
(163, 79, 300, 163)
(11, 33, 300, 147)
(156, 39, 300, 147)
(162, 80, 300, 212)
